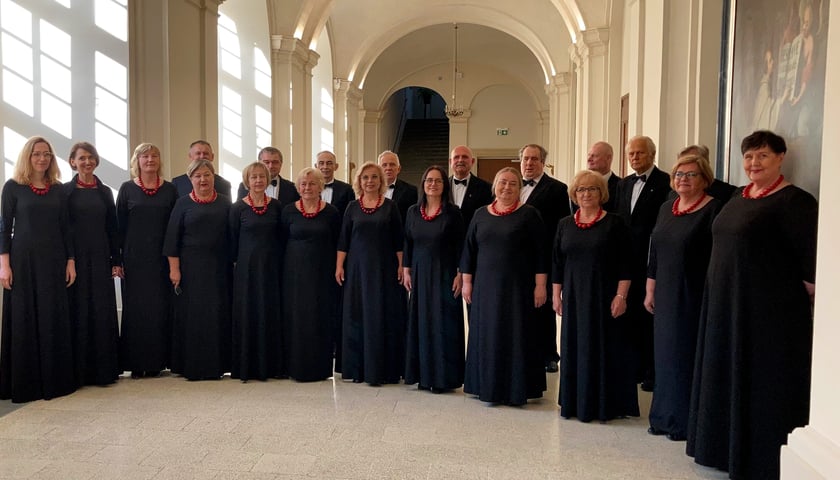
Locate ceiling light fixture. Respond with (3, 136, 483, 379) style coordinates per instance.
(445, 23, 464, 117)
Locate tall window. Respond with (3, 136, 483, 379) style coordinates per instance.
(0, 0, 129, 190)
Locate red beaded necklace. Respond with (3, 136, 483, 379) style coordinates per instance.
(420, 202, 442, 221)
(490, 200, 518, 216)
(29, 183, 50, 195)
(137, 175, 161, 196)
(574, 207, 603, 229)
(742, 175, 784, 199)
(672, 193, 706, 217)
(190, 190, 217, 204)
(246, 193, 269, 216)
(298, 199, 321, 219)
(359, 194, 383, 214)
(76, 175, 98, 189)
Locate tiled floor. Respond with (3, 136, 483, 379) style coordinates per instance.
(0, 372, 729, 479)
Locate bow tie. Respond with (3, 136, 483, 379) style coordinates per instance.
(453, 178, 468, 186)
(523, 179, 536, 187)
(633, 174, 646, 183)
(270, 179, 278, 187)
(324, 182, 334, 189)
(388, 184, 396, 189)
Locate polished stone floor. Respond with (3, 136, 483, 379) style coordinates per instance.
(0, 372, 729, 480)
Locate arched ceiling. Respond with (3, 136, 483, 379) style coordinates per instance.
(266, 0, 611, 85)
(362, 23, 546, 110)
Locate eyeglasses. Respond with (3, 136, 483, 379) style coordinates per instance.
(424, 178, 444, 185)
(31, 152, 53, 159)
(674, 171, 701, 179)
(575, 186, 600, 193)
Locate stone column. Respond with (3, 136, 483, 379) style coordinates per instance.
(332, 79, 362, 182)
(573, 27, 610, 172)
(545, 73, 572, 180)
(129, 0, 223, 177)
(269, 34, 318, 178)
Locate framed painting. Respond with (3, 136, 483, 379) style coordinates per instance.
(722, 0, 830, 197)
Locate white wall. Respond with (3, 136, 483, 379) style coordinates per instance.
(467, 84, 537, 151)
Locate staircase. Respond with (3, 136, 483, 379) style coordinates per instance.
(396, 119, 450, 188)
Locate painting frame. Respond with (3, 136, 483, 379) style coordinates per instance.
(721, 0, 829, 197)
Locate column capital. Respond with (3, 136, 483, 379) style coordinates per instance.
(270, 35, 313, 69)
(545, 73, 572, 95)
(578, 27, 610, 58)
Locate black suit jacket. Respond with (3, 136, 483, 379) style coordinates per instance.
(616, 166, 672, 276)
(325, 179, 354, 217)
(237, 176, 300, 206)
(172, 173, 232, 203)
(604, 172, 620, 212)
(524, 175, 571, 280)
(389, 178, 418, 225)
(452, 173, 492, 228)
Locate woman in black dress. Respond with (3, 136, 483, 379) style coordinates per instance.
(0, 136, 76, 403)
(164, 159, 232, 381)
(643, 155, 720, 441)
(687, 130, 817, 480)
(281, 167, 341, 382)
(551, 170, 636, 422)
(402, 165, 465, 393)
(62, 142, 120, 386)
(335, 161, 404, 386)
(117, 143, 178, 379)
(229, 162, 283, 382)
(461, 167, 546, 406)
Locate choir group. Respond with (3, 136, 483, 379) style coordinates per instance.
(0, 131, 817, 480)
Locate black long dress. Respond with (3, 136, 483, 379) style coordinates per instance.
(0, 180, 76, 403)
(281, 202, 341, 382)
(338, 198, 405, 385)
(461, 205, 547, 405)
(403, 203, 465, 390)
(687, 186, 817, 480)
(116, 180, 178, 373)
(63, 176, 121, 386)
(647, 198, 720, 437)
(229, 199, 283, 381)
(163, 195, 232, 380)
(553, 213, 637, 421)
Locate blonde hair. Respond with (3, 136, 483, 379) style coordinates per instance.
(492, 167, 522, 192)
(129, 143, 163, 178)
(670, 154, 714, 190)
(241, 162, 270, 190)
(297, 167, 325, 190)
(569, 170, 609, 206)
(187, 159, 215, 178)
(352, 162, 387, 197)
(13, 136, 61, 185)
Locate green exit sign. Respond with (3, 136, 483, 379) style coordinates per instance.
(496, 128, 509, 136)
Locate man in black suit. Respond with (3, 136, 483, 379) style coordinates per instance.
(316, 150, 354, 217)
(667, 144, 737, 204)
(172, 140, 232, 202)
(519, 143, 571, 373)
(378, 150, 417, 225)
(586, 141, 620, 212)
(449, 145, 492, 227)
(237, 147, 300, 205)
(616, 135, 672, 392)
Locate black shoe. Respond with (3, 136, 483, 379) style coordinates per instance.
(430, 387, 444, 394)
(352, 378, 363, 383)
(545, 361, 559, 373)
(130, 371, 143, 379)
(640, 380, 655, 392)
(418, 384, 430, 391)
(144, 370, 161, 378)
(666, 432, 686, 441)
(647, 426, 666, 436)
